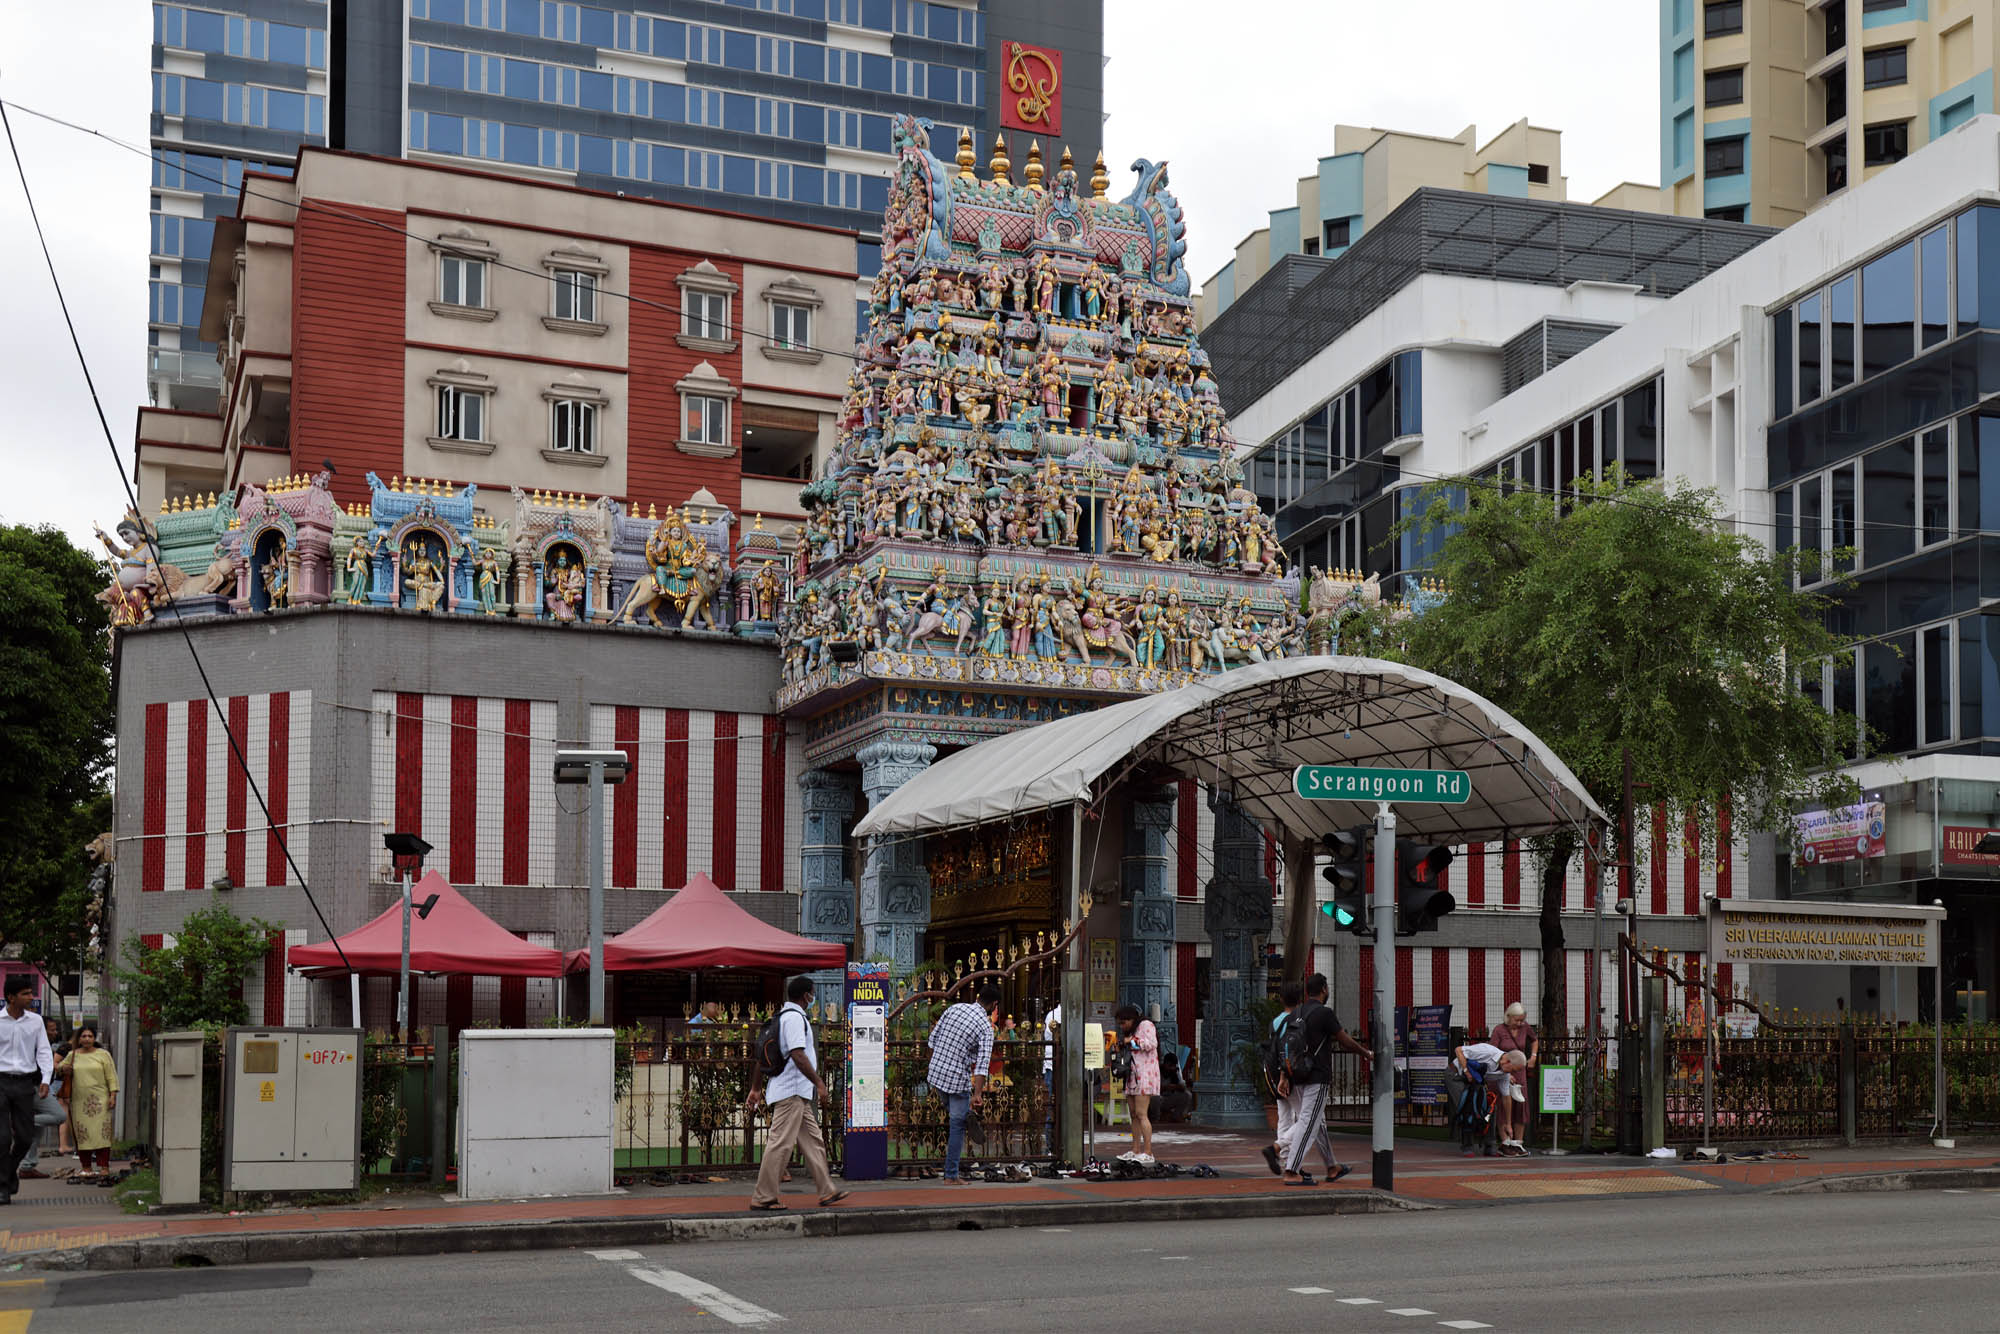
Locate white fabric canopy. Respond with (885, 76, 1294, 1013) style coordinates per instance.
(853, 656, 1607, 845)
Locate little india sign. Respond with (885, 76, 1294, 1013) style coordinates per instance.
(1293, 766, 1471, 804)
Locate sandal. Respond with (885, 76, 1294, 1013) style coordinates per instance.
(818, 1190, 850, 1206)
(748, 1201, 785, 1211)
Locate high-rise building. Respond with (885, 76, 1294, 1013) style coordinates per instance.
(1197, 121, 1667, 327)
(1662, 0, 2000, 228)
(148, 0, 1104, 409)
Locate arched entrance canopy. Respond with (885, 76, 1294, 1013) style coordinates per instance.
(853, 657, 1607, 845)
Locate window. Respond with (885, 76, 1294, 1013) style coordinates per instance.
(1527, 162, 1551, 185)
(1823, 0, 1846, 55)
(684, 394, 726, 446)
(1704, 135, 1746, 177)
(1704, 0, 1742, 36)
(1861, 0, 1906, 9)
(1302, 237, 1320, 256)
(436, 385, 485, 442)
(1705, 205, 1747, 222)
(1860, 240, 1914, 379)
(1824, 137, 1848, 194)
(1704, 67, 1744, 105)
(1921, 622, 1952, 748)
(550, 399, 596, 453)
(1823, 68, 1847, 125)
(552, 269, 597, 323)
(1861, 44, 1906, 89)
(440, 254, 486, 307)
(686, 290, 729, 341)
(1829, 273, 1856, 390)
(1862, 437, 1915, 567)
(1920, 223, 1949, 349)
(1863, 121, 1909, 167)
(771, 301, 811, 351)
(1323, 217, 1351, 250)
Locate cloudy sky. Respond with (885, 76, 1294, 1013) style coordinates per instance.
(0, 1, 1657, 547)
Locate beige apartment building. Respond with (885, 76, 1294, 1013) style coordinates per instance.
(134, 147, 855, 529)
(1664, 0, 2000, 226)
(1197, 120, 1665, 326)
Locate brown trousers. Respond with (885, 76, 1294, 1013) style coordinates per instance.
(751, 1095, 837, 1206)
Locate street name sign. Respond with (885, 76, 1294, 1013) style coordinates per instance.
(1293, 765, 1471, 805)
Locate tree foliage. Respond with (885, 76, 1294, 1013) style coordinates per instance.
(1396, 474, 1862, 1035)
(0, 524, 113, 964)
(112, 903, 279, 1031)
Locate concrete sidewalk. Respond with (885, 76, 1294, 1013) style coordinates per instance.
(8, 1133, 1996, 1271)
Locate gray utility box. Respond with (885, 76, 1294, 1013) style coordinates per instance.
(221, 1027, 364, 1193)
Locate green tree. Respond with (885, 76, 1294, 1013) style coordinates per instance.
(0, 524, 113, 971)
(112, 903, 279, 1030)
(1399, 474, 1861, 1040)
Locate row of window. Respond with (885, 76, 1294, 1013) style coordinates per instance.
(407, 110, 891, 214)
(432, 383, 731, 452)
(1772, 212, 1966, 418)
(154, 74, 327, 136)
(410, 44, 908, 153)
(1251, 351, 1424, 515)
(153, 5, 325, 67)
(150, 279, 204, 330)
(150, 215, 217, 264)
(1482, 378, 1664, 494)
(413, 0, 976, 46)
(151, 148, 287, 197)
(410, 0, 983, 103)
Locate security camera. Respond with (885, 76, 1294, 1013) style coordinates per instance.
(1614, 898, 1635, 916)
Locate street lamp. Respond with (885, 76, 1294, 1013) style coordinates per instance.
(554, 749, 631, 1025)
(383, 831, 434, 1044)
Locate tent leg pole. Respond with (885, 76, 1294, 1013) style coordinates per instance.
(351, 974, 362, 1029)
(399, 868, 413, 1044)
(588, 760, 606, 1027)
(1061, 801, 1086, 1164)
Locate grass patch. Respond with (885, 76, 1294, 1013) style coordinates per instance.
(112, 1168, 159, 1215)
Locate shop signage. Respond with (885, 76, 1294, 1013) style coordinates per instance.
(1708, 898, 1942, 969)
(1792, 801, 1886, 864)
(999, 41, 1062, 136)
(1941, 826, 2000, 867)
(1293, 765, 1471, 804)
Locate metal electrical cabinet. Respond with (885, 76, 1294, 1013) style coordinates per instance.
(221, 1027, 363, 1192)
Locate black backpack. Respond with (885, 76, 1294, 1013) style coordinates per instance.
(755, 1003, 801, 1079)
(1282, 1002, 1335, 1084)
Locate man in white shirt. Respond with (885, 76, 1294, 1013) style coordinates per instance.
(1040, 1003, 1062, 1146)
(1454, 1041, 1528, 1156)
(746, 976, 849, 1211)
(0, 979, 55, 1205)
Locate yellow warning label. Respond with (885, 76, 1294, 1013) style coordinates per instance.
(259, 1080, 276, 1102)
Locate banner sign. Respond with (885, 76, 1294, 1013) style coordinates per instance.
(1792, 801, 1886, 864)
(1941, 826, 2000, 867)
(1708, 898, 1942, 969)
(1394, 1004, 1452, 1106)
(844, 962, 889, 1180)
(1539, 1064, 1576, 1114)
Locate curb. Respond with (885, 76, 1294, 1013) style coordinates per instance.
(1768, 1166, 2000, 1195)
(27, 1190, 1426, 1273)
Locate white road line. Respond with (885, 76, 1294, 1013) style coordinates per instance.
(1338, 1297, 1382, 1305)
(1290, 1286, 1332, 1295)
(1388, 1310, 1437, 1317)
(588, 1249, 644, 1260)
(627, 1266, 786, 1327)
(1162, 1255, 1191, 1260)
(1039, 1227, 1073, 1232)
(1438, 1321, 1492, 1330)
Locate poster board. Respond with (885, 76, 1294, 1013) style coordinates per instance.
(844, 962, 889, 1180)
(1539, 1064, 1576, 1115)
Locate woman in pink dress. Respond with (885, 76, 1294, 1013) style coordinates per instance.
(1114, 1005, 1160, 1165)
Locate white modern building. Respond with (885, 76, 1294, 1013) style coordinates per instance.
(1210, 114, 2000, 1022)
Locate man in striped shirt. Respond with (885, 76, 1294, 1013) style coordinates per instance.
(926, 984, 1000, 1185)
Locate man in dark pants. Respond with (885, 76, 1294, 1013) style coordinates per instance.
(0, 978, 55, 1205)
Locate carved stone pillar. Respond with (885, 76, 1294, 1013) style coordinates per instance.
(798, 767, 858, 1014)
(1119, 787, 1178, 1054)
(1195, 788, 1275, 1128)
(856, 738, 937, 977)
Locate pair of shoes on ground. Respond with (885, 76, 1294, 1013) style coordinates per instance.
(1115, 1151, 1155, 1165)
(749, 1188, 849, 1211)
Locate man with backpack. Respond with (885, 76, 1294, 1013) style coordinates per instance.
(1278, 972, 1373, 1186)
(1260, 980, 1304, 1177)
(746, 976, 849, 1211)
(926, 984, 1000, 1185)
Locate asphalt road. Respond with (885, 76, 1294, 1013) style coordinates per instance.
(13, 1189, 2000, 1333)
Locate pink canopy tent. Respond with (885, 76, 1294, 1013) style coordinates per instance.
(569, 872, 848, 974)
(288, 870, 567, 977)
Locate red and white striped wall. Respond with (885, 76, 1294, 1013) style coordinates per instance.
(368, 692, 560, 885)
(587, 706, 803, 892)
(139, 691, 314, 892)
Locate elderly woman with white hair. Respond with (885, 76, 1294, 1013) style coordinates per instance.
(1489, 1002, 1539, 1155)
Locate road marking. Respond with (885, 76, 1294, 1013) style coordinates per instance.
(1162, 1255, 1191, 1260)
(1388, 1310, 1436, 1317)
(1290, 1287, 1332, 1295)
(1942, 1189, 1967, 1194)
(626, 1268, 785, 1327)
(588, 1249, 644, 1260)
(1438, 1322, 1491, 1330)
(1338, 1297, 1381, 1305)
(1038, 1227, 1072, 1233)
(0, 1313, 29, 1334)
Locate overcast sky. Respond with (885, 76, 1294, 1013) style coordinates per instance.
(0, 0, 1658, 548)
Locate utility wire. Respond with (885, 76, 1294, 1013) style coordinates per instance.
(1, 99, 352, 971)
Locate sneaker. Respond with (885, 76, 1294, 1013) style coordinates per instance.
(17, 1168, 47, 1180)
(1116, 1151, 1138, 1162)
(1134, 1153, 1154, 1166)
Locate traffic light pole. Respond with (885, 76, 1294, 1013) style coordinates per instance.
(1371, 802, 1395, 1191)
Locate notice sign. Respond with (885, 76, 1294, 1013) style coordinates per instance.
(1539, 1065, 1576, 1115)
(1710, 898, 1941, 969)
(1793, 801, 1886, 864)
(1399, 1004, 1452, 1107)
(844, 962, 890, 1181)
(1082, 1023, 1105, 1070)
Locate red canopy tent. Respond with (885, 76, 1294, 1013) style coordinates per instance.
(570, 872, 847, 974)
(288, 870, 567, 977)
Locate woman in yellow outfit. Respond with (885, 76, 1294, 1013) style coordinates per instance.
(57, 1025, 117, 1179)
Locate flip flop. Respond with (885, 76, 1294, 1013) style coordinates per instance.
(819, 1190, 850, 1206)
(1326, 1164, 1354, 1185)
(749, 1201, 785, 1211)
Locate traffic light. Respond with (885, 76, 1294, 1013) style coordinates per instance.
(1395, 840, 1457, 933)
(1319, 826, 1371, 936)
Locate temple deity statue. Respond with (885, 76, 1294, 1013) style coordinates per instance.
(405, 541, 445, 613)
(542, 548, 583, 621)
(345, 533, 381, 604)
(1133, 584, 1167, 668)
(261, 538, 291, 609)
(474, 546, 505, 615)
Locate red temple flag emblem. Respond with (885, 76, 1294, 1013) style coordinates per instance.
(1001, 41, 1062, 137)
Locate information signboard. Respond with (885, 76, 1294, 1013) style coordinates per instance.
(1539, 1064, 1576, 1115)
(844, 962, 889, 1180)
